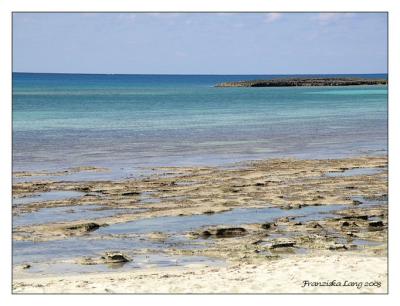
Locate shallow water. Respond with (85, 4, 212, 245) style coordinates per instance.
(97, 204, 349, 235)
(13, 190, 84, 205)
(13, 205, 146, 227)
(139, 191, 161, 204)
(13, 204, 348, 267)
(351, 239, 383, 247)
(12, 167, 161, 183)
(325, 167, 386, 178)
(13, 234, 204, 265)
(20, 254, 224, 276)
(292, 210, 344, 223)
(351, 195, 388, 207)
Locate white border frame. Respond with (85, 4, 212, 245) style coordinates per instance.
(1, 0, 399, 304)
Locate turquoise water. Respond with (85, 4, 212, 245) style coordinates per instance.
(13, 73, 387, 175)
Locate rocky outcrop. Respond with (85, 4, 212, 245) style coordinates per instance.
(270, 240, 296, 249)
(65, 222, 101, 233)
(261, 222, 276, 230)
(369, 221, 384, 228)
(80, 251, 131, 265)
(328, 244, 348, 251)
(102, 252, 131, 263)
(197, 227, 247, 238)
(215, 78, 387, 88)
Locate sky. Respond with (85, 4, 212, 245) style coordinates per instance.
(12, 12, 387, 74)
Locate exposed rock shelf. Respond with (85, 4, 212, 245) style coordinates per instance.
(215, 78, 387, 87)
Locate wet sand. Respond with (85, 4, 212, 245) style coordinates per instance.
(12, 155, 388, 293)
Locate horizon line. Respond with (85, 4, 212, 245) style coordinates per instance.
(12, 71, 388, 76)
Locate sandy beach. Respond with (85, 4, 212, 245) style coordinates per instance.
(13, 252, 387, 293)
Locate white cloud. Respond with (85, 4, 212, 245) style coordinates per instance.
(264, 13, 283, 23)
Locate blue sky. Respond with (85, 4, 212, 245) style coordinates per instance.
(13, 12, 387, 74)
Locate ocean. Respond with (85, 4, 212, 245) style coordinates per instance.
(12, 73, 388, 178)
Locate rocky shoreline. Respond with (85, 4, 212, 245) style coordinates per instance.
(12, 155, 388, 293)
(215, 78, 387, 87)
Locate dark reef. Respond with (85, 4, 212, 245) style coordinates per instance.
(215, 78, 387, 88)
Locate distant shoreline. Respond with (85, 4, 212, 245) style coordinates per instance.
(215, 77, 388, 88)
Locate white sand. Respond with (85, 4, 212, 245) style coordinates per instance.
(13, 253, 387, 294)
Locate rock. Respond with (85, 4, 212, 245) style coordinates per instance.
(369, 221, 384, 227)
(194, 227, 247, 238)
(342, 215, 369, 221)
(203, 210, 215, 215)
(215, 227, 247, 238)
(352, 200, 362, 205)
(270, 240, 296, 249)
(282, 204, 301, 209)
(121, 191, 140, 196)
(103, 252, 131, 263)
(328, 244, 348, 251)
(80, 252, 131, 265)
(307, 222, 323, 228)
(147, 232, 168, 241)
(21, 264, 31, 269)
(283, 204, 302, 210)
(79, 257, 98, 265)
(341, 221, 358, 228)
(251, 239, 264, 245)
(197, 227, 247, 239)
(277, 217, 290, 223)
(364, 194, 388, 201)
(261, 222, 276, 230)
(77, 186, 91, 192)
(65, 222, 100, 232)
(200, 230, 212, 238)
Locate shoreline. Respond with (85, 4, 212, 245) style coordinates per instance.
(12, 155, 388, 293)
(13, 252, 387, 293)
